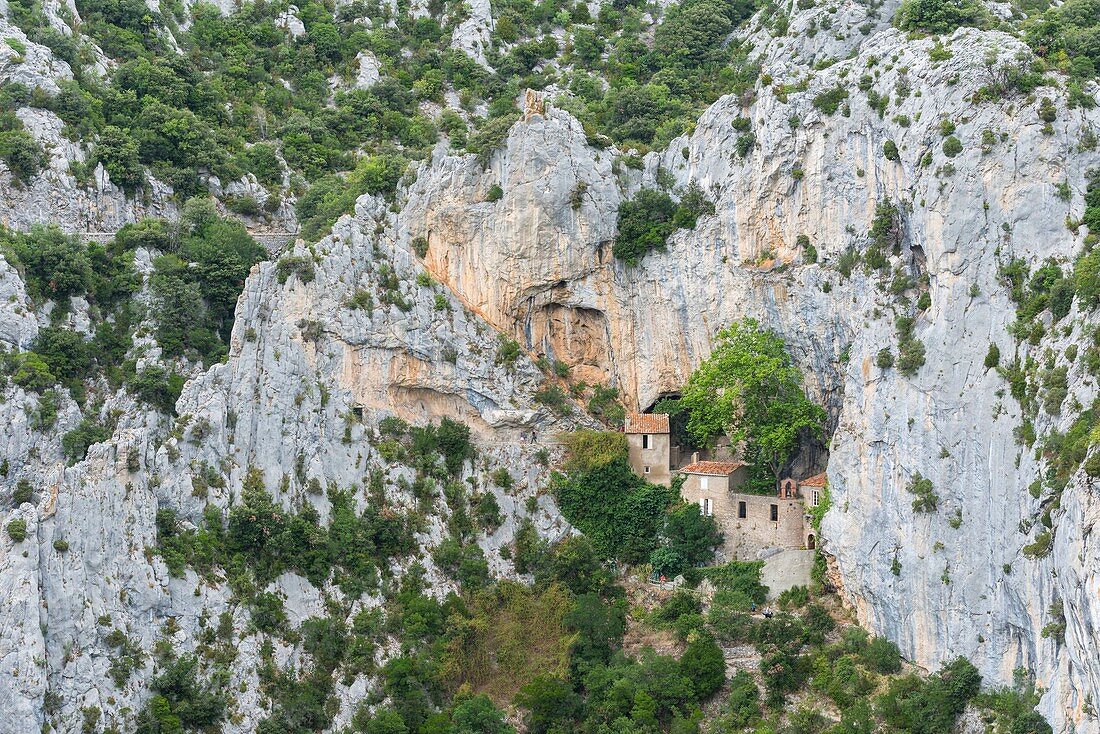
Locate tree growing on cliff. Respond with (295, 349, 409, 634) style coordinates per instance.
(680, 319, 825, 489)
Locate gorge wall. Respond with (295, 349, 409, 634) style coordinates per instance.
(1, 0, 1099, 729)
(402, 21, 1100, 734)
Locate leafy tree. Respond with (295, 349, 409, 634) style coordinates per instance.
(12, 352, 57, 392)
(32, 327, 92, 385)
(560, 430, 628, 473)
(135, 654, 227, 733)
(128, 366, 186, 414)
(450, 693, 515, 734)
(358, 707, 409, 734)
(435, 417, 476, 475)
(613, 188, 678, 264)
(665, 502, 723, 571)
(546, 535, 608, 595)
(680, 632, 725, 699)
(564, 593, 626, 670)
(655, 0, 737, 65)
(62, 418, 110, 464)
(710, 671, 762, 730)
(514, 675, 582, 734)
(895, 0, 988, 34)
(6, 226, 92, 300)
(553, 458, 678, 563)
(1074, 246, 1100, 310)
(94, 125, 145, 191)
(862, 636, 902, 674)
(650, 545, 685, 578)
(0, 128, 46, 184)
(680, 319, 826, 487)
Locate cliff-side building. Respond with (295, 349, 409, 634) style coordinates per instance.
(624, 413, 671, 486)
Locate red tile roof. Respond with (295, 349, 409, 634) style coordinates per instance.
(625, 413, 670, 434)
(801, 472, 828, 487)
(680, 460, 745, 475)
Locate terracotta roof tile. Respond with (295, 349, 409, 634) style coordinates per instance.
(680, 460, 745, 475)
(801, 472, 828, 487)
(624, 413, 670, 434)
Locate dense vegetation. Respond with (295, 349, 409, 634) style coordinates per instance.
(0, 206, 262, 463)
(2, 0, 767, 240)
(614, 182, 715, 264)
(148, 467, 1051, 734)
(553, 430, 723, 576)
(673, 319, 826, 491)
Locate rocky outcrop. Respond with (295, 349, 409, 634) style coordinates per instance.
(398, 22, 1100, 734)
(2, 0, 1100, 730)
(0, 192, 584, 731)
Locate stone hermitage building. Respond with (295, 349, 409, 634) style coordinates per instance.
(624, 413, 823, 559)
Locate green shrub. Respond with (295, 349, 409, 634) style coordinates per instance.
(862, 636, 902, 673)
(942, 135, 963, 157)
(560, 430, 628, 473)
(613, 189, 678, 264)
(680, 632, 725, 699)
(883, 139, 901, 161)
(665, 502, 723, 571)
(553, 458, 678, 564)
(812, 85, 849, 115)
(276, 255, 316, 285)
(534, 384, 572, 415)
(895, 316, 926, 376)
(906, 472, 939, 512)
(797, 233, 817, 263)
(62, 418, 110, 464)
(11, 352, 56, 392)
(6, 518, 27, 542)
(0, 128, 46, 184)
(12, 479, 34, 505)
(128, 366, 185, 414)
(1022, 530, 1052, 558)
(495, 336, 522, 366)
(984, 342, 1001, 369)
(486, 184, 503, 202)
(1074, 246, 1100, 310)
(895, 0, 988, 33)
(467, 114, 519, 167)
(4, 226, 92, 301)
(135, 654, 227, 732)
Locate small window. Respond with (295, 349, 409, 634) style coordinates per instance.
(737, 501, 747, 519)
(700, 476, 709, 491)
(770, 504, 779, 522)
(644, 465, 651, 474)
(642, 434, 650, 449)
(812, 489, 821, 507)
(700, 498, 712, 517)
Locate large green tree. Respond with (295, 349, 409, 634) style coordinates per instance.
(680, 319, 825, 487)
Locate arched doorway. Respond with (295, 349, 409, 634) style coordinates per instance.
(807, 534, 816, 550)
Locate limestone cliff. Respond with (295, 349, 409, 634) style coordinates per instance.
(0, 195, 585, 732)
(400, 22, 1100, 734)
(1, 0, 1100, 729)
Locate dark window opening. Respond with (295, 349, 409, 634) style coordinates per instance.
(642, 434, 650, 449)
(770, 504, 779, 522)
(738, 501, 747, 519)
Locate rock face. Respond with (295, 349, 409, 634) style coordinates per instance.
(0, 194, 585, 731)
(398, 23, 1100, 734)
(2, 0, 1100, 731)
